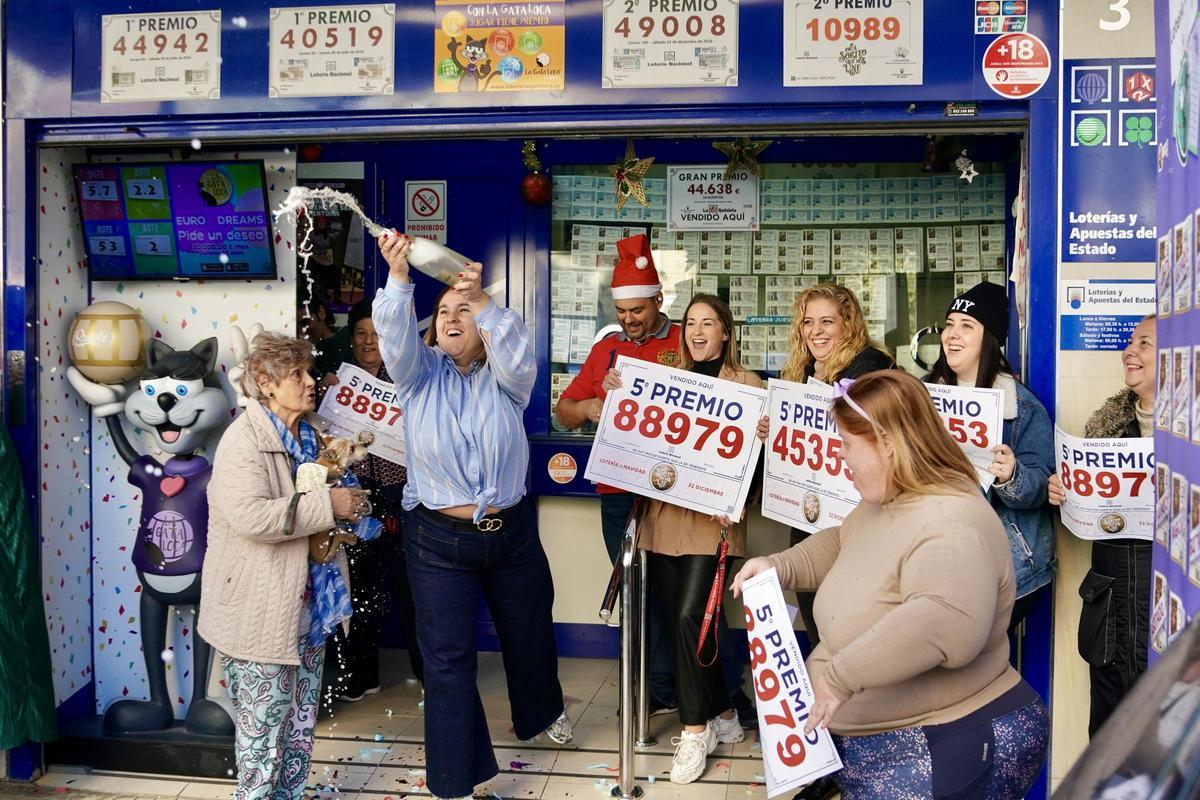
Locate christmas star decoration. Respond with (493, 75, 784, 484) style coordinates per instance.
(713, 137, 771, 180)
(609, 139, 655, 212)
(955, 150, 978, 183)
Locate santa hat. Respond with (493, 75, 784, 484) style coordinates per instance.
(610, 234, 662, 300)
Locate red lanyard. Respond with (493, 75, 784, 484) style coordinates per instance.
(695, 528, 729, 668)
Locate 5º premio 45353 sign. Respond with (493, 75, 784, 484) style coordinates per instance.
(784, 0, 923, 86)
(602, 0, 739, 88)
(102, 11, 222, 102)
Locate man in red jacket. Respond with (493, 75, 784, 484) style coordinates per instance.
(556, 234, 681, 557)
(555, 233, 680, 714)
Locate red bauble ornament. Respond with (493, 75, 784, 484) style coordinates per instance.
(521, 171, 551, 206)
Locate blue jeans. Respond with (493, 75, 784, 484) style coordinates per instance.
(403, 498, 564, 798)
(599, 493, 746, 707)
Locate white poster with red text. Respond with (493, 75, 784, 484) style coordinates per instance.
(316, 363, 406, 465)
(924, 382, 1005, 490)
(1056, 426, 1154, 542)
(741, 568, 842, 797)
(584, 356, 766, 518)
(762, 379, 859, 533)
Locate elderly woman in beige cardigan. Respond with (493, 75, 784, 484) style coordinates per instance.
(198, 332, 365, 800)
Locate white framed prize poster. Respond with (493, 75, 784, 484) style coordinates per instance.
(602, 0, 740, 88)
(783, 0, 923, 86)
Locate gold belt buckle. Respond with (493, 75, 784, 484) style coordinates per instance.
(476, 517, 503, 533)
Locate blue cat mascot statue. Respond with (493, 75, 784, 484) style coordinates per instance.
(68, 338, 234, 735)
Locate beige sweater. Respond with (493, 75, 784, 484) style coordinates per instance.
(198, 401, 338, 665)
(767, 488, 1020, 736)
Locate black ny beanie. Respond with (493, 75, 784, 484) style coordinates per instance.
(947, 281, 1009, 343)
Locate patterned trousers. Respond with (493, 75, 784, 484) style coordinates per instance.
(222, 640, 325, 800)
(832, 700, 1049, 799)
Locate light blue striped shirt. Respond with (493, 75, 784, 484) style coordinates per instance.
(373, 277, 535, 522)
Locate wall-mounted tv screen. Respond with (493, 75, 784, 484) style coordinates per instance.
(72, 160, 278, 281)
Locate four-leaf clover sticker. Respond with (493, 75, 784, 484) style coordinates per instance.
(1124, 115, 1154, 148)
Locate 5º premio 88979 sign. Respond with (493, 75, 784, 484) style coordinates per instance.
(584, 356, 767, 519)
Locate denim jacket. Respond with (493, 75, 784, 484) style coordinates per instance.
(989, 375, 1057, 598)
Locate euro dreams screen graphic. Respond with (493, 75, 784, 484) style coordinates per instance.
(74, 161, 278, 281)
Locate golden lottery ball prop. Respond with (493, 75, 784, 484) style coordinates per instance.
(68, 300, 152, 384)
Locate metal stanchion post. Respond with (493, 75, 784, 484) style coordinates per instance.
(612, 529, 642, 799)
(635, 547, 656, 748)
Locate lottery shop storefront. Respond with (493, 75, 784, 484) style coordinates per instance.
(3, 0, 1062, 787)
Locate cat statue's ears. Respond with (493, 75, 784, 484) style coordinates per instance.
(144, 337, 220, 377)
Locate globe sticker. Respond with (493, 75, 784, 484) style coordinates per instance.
(803, 492, 821, 524)
(1074, 70, 1108, 104)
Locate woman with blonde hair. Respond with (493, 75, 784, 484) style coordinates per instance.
(780, 283, 893, 386)
(732, 370, 1048, 799)
(600, 294, 760, 783)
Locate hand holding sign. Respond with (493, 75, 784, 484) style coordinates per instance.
(1053, 426, 1154, 541)
(317, 363, 407, 466)
(740, 568, 842, 797)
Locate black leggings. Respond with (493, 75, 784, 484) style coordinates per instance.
(649, 552, 733, 726)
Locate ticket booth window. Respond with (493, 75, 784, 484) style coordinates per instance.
(548, 153, 1012, 435)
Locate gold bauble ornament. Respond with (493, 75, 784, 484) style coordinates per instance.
(68, 300, 152, 384)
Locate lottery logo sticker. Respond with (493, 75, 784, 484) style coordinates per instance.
(982, 32, 1050, 98)
(548, 453, 578, 484)
(650, 463, 678, 492)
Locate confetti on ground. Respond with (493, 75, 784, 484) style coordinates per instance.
(754, 774, 766, 782)
(374, 733, 385, 741)
(586, 763, 609, 770)
(715, 761, 731, 769)
(647, 776, 656, 784)
(510, 761, 536, 770)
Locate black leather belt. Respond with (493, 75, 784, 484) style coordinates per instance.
(417, 499, 523, 533)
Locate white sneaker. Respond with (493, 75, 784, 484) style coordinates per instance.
(543, 710, 574, 744)
(669, 722, 717, 784)
(713, 714, 745, 744)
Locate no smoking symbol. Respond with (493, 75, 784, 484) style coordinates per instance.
(411, 188, 440, 218)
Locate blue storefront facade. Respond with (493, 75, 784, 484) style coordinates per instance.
(1, 0, 1086, 794)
